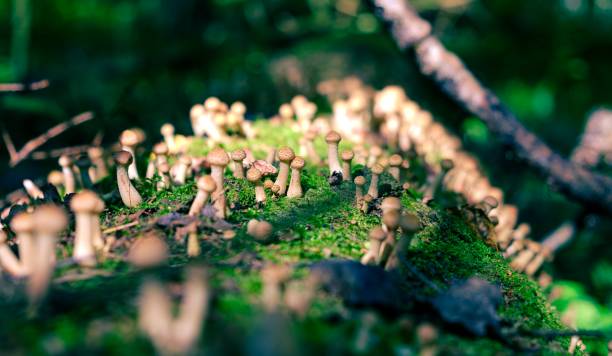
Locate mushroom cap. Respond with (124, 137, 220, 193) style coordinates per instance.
(290, 156, 305, 170)
(47, 171, 64, 185)
(389, 154, 403, 167)
(153, 142, 168, 155)
(157, 161, 170, 173)
(341, 150, 354, 161)
(271, 184, 280, 193)
(279, 103, 294, 118)
(10, 212, 34, 233)
(247, 219, 273, 241)
(204, 97, 221, 111)
(32, 204, 68, 234)
(230, 101, 246, 115)
(325, 130, 341, 144)
(382, 210, 400, 229)
(128, 233, 169, 268)
(70, 190, 104, 213)
(252, 160, 277, 175)
(246, 167, 263, 182)
(400, 212, 420, 232)
(363, 194, 373, 203)
(206, 148, 230, 166)
(58, 155, 73, 167)
(114, 150, 133, 166)
(160, 123, 175, 136)
(277, 147, 296, 163)
(381, 197, 402, 212)
(197, 175, 217, 192)
(354, 176, 366, 186)
(120, 129, 140, 147)
(87, 146, 104, 159)
(179, 154, 192, 165)
(369, 226, 386, 241)
(291, 95, 308, 109)
(190, 104, 205, 118)
(370, 146, 383, 156)
(231, 148, 247, 161)
(263, 179, 274, 189)
(371, 163, 384, 175)
(440, 159, 454, 171)
(482, 196, 499, 209)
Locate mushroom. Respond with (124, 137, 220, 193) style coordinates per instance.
(380, 197, 402, 216)
(360, 227, 386, 266)
(510, 240, 539, 272)
(30, 204, 68, 302)
(247, 168, 266, 205)
(366, 164, 384, 199)
(47, 170, 64, 193)
(325, 131, 343, 183)
(119, 129, 141, 180)
(87, 146, 108, 182)
(247, 219, 274, 243)
(261, 264, 291, 311)
(157, 161, 171, 191)
(279, 103, 294, 123)
(385, 212, 420, 270)
(186, 222, 200, 257)
(388, 154, 402, 182)
(0, 230, 26, 277)
(367, 146, 383, 168)
(426, 159, 454, 201)
(354, 176, 366, 203)
(172, 155, 192, 185)
(274, 147, 295, 195)
(145, 153, 157, 179)
(10, 211, 35, 274)
(59, 155, 76, 194)
(70, 190, 103, 267)
(128, 232, 169, 268)
(153, 142, 169, 166)
(286, 156, 305, 199)
(340, 150, 354, 181)
(160, 123, 177, 154)
(206, 148, 230, 219)
(23, 179, 44, 200)
(75, 155, 95, 189)
(378, 210, 400, 266)
(361, 194, 373, 213)
(189, 175, 216, 216)
(114, 151, 143, 208)
(231, 149, 247, 179)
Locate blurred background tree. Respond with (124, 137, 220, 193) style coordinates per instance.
(0, 0, 610, 330)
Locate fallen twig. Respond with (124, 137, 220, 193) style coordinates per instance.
(30, 144, 92, 160)
(0, 79, 49, 92)
(369, 0, 612, 216)
(102, 221, 139, 234)
(3, 111, 94, 166)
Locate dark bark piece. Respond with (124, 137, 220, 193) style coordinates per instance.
(369, 0, 612, 216)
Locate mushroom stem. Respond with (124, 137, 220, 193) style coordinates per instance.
(189, 176, 216, 217)
(366, 164, 384, 199)
(73, 212, 96, 267)
(210, 166, 226, 218)
(23, 179, 44, 200)
(186, 223, 200, 257)
(265, 148, 276, 164)
(325, 131, 342, 177)
(274, 147, 295, 196)
(0, 231, 26, 277)
(59, 155, 76, 194)
(115, 151, 143, 208)
(145, 154, 157, 179)
(287, 157, 305, 199)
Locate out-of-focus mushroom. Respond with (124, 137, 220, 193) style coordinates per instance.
(340, 150, 354, 182)
(286, 157, 305, 199)
(206, 148, 230, 219)
(119, 129, 141, 180)
(59, 155, 76, 194)
(189, 176, 216, 217)
(114, 151, 143, 208)
(366, 164, 384, 199)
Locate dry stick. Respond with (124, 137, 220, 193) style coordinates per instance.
(369, 0, 612, 216)
(30, 145, 92, 160)
(3, 111, 94, 167)
(102, 221, 139, 235)
(0, 79, 49, 92)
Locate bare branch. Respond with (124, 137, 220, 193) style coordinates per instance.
(369, 0, 612, 216)
(0, 79, 49, 92)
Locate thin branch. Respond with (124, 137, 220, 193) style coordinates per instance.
(4, 111, 94, 167)
(369, 0, 612, 216)
(30, 145, 92, 160)
(0, 79, 49, 92)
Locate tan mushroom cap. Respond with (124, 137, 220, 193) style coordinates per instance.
(382, 210, 400, 229)
(247, 219, 273, 241)
(47, 171, 64, 185)
(87, 146, 104, 159)
(197, 175, 217, 192)
(363, 194, 373, 203)
(381, 197, 402, 212)
(389, 154, 403, 167)
(160, 123, 174, 136)
(128, 233, 169, 268)
(482, 196, 499, 209)
(341, 150, 354, 161)
(325, 130, 341, 144)
(290, 156, 305, 170)
(58, 155, 73, 167)
(354, 176, 366, 186)
(207, 148, 230, 166)
(70, 190, 103, 213)
(369, 226, 386, 241)
(190, 104, 205, 117)
(263, 179, 274, 189)
(10, 211, 34, 233)
(400, 212, 420, 232)
(371, 163, 384, 175)
(32, 204, 68, 234)
(231, 149, 247, 161)
(246, 167, 263, 182)
(277, 147, 295, 163)
(230, 101, 246, 115)
(120, 129, 140, 147)
(179, 154, 192, 165)
(153, 142, 168, 155)
(204, 97, 221, 111)
(279, 103, 294, 118)
(114, 150, 133, 166)
(271, 185, 280, 194)
(252, 160, 277, 176)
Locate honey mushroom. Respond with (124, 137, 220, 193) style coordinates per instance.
(206, 148, 230, 219)
(385, 212, 420, 270)
(360, 227, 386, 265)
(366, 164, 384, 199)
(70, 190, 103, 267)
(47, 170, 64, 193)
(387, 154, 403, 182)
(156, 161, 172, 191)
(145, 153, 157, 179)
(247, 168, 266, 205)
(119, 129, 141, 181)
(286, 156, 305, 199)
(188, 175, 216, 217)
(274, 147, 295, 195)
(247, 219, 274, 244)
(231, 149, 247, 179)
(325, 131, 343, 183)
(59, 155, 77, 195)
(354, 176, 366, 204)
(114, 151, 143, 208)
(87, 146, 108, 182)
(340, 150, 354, 182)
(172, 155, 192, 185)
(160, 123, 176, 154)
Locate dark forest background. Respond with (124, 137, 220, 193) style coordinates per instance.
(0, 0, 610, 327)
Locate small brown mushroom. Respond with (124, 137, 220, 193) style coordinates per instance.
(366, 164, 384, 199)
(247, 219, 274, 243)
(340, 150, 354, 181)
(186, 222, 200, 257)
(360, 227, 386, 265)
(287, 156, 305, 199)
(247, 168, 266, 204)
(153, 142, 169, 166)
(114, 151, 143, 207)
(361, 194, 373, 213)
(70, 190, 103, 267)
(231, 149, 247, 179)
(378, 210, 400, 266)
(119, 129, 141, 180)
(388, 154, 402, 182)
(160, 123, 176, 154)
(47, 170, 64, 192)
(157, 161, 171, 191)
(189, 175, 216, 216)
(325, 131, 343, 182)
(206, 148, 230, 219)
(87, 146, 108, 182)
(59, 155, 76, 194)
(145, 153, 157, 179)
(10, 212, 35, 274)
(172, 155, 192, 185)
(128, 232, 169, 268)
(367, 146, 383, 168)
(274, 147, 295, 195)
(354, 176, 366, 204)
